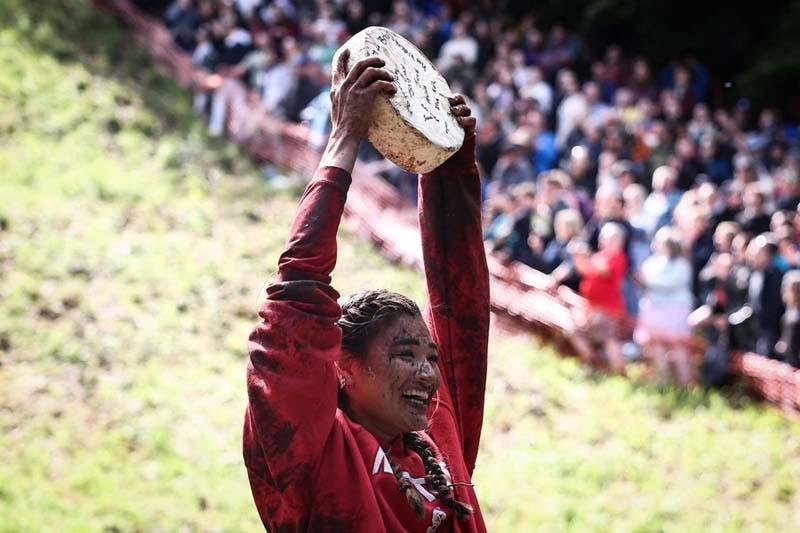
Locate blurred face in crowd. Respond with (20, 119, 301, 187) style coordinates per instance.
(554, 210, 583, 242)
(652, 166, 676, 193)
(583, 82, 600, 104)
(346, 0, 364, 20)
(771, 211, 789, 233)
(759, 109, 778, 131)
(595, 188, 622, 219)
(254, 31, 270, 51)
(725, 183, 744, 210)
(699, 138, 716, 160)
(674, 65, 690, 88)
(731, 233, 750, 263)
(693, 103, 710, 122)
(782, 277, 800, 306)
(569, 146, 591, 177)
(614, 88, 633, 109)
(590, 61, 606, 82)
(623, 184, 646, 217)
(550, 25, 566, 44)
(637, 97, 656, 120)
(713, 223, 738, 253)
(746, 237, 771, 271)
(631, 57, 650, 83)
(713, 253, 733, 281)
(743, 185, 766, 213)
(734, 158, 757, 183)
(781, 239, 800, 269)
(599, 224, 624, 252)
(697, 183, 717, 209)
(558, 70, 578, 94)
(675, 137, 695, 161)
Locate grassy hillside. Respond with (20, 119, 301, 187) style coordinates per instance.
(1, 1, 799, 531)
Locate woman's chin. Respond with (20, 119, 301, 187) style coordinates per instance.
(403, 413, 430, 432)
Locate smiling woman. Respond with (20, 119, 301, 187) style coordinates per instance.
(243, 49, 489, 532)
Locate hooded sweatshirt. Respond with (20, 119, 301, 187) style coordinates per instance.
(243, 135, 490, 532)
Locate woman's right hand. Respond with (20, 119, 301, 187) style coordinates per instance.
(321, 49, 396, 172)
(330, 49, 396, 140)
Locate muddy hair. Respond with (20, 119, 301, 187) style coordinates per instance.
(337, 289, 422, 356)
(336, 289, 473, 521)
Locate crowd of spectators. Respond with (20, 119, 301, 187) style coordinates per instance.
(159, 0, 800, 386)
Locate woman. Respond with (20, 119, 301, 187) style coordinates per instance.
(635, 226, 695, 385)
(243, 50, 489, 532)
(543, 208, 583, 291)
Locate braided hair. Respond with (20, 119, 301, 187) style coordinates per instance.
(336, 289, 473, 521)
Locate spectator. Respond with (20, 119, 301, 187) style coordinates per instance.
(259, 45, 295, 115)
(284, 59, 326, 122)
(641, 165, 681, 237)
(776, 270, 800, 368)
(635, 227, 695, 385)
(484, 191, 518, 254)
(489, 131, 536, 192)
(570, 223, 629, 373)
(687, 103, 716, 143)
(165, 0, 199, 51)
(437, 21, 478, 71)
(745, 235, 785, 357)
(698, 136, 733, 185)
(539, 24, 580, 76)
(628, 57, 658, 102)
(544, 208, 584, 291)
(555, 69, 588, 150)
(737, 183, 771, 235)
(518, 66, 553, 115)
(623, 183, 652, 272)
(585, 184, 633, 258)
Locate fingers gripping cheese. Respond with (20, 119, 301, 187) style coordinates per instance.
(335, 27, 465, 173)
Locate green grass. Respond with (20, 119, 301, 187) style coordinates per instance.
(1, 1, 800, 531)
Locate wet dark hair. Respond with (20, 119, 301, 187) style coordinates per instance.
(338, 289, 421, 356)
(336, 289, 473, 521)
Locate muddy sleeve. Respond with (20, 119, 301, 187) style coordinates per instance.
(243, 166, 349, 507)
(418, 134, 490, 474)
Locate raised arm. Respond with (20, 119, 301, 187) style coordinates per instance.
(418, 97, 490, 473)
(243, 52, 396, 521)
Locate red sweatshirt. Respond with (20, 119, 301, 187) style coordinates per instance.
(243, 135, 490, 532)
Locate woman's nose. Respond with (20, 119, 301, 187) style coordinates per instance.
(416, 359, 435, 379)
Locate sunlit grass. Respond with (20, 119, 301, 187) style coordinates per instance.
(1, 1, 800, 531)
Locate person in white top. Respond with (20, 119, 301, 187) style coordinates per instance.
(555, 69, 588, 150)
(635, 226, 695, 385)
(437, 22, 478, 71)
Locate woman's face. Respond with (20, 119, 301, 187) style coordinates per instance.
(341, 314, 440, 441)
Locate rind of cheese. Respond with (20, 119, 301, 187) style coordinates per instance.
(335, 26, 464, 173)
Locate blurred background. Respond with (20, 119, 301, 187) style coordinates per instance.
(2, 0, 800, 531)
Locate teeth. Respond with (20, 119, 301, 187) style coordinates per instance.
(403, 389, 429, 401)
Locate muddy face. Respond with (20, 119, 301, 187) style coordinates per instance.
(340, 314, 440, 442)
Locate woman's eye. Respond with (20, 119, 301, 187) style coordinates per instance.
(427, 354, 439, 363)
(393, 351, 414, 359)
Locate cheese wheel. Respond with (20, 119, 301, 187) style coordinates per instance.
(334, 26, 464, 174)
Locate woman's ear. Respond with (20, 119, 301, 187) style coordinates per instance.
(336, 354, 357, 386)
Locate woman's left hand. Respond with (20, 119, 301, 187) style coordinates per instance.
(448, 94, 476, 136)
